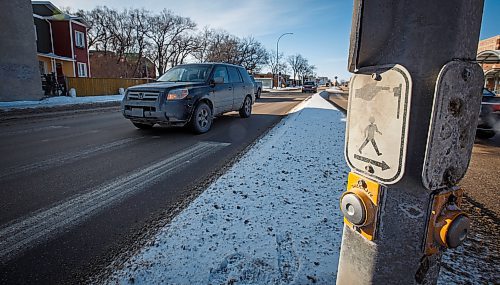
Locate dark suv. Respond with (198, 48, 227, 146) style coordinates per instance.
(122, 63, 255, 133)
(302, 81, 317, 93)
(477, 88, 500, 139)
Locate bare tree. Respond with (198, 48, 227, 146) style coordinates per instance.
(191, 30, 268, 72)
(287, 54, 308, 83)
(68, 6, 272, 77)
(145, 9, 196, 75)
(170, 34, 199, 67)
(191, 27, 214, 63)
(205, 30, 239, 64)
(129, 9, 150, 77)
(72, 7, 114, 52)
(298, 62, 316, 83)
(237, 37, 268, 73)
(267, 51, 288, 75)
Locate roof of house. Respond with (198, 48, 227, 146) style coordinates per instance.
(32, 1, 89, 27)
(38, 52, 75, 62)
(32, 1, 62, 15)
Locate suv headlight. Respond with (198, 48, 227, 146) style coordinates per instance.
(167, 89, 189, 100)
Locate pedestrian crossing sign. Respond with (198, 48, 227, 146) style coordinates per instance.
(345, 64, 412, 184)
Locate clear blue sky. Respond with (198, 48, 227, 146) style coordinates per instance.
(52, 0, 499, 81)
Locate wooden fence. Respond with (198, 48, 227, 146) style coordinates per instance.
(67, 77, 151, 97)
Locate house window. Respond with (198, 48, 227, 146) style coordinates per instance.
(75, 31, 85, 48)
(77, 62, 87, 77)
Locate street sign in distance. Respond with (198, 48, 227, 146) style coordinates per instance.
(345, 64, 412, 184)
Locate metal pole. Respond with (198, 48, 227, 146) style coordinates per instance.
(337, 1, 484, 284)
(276, 33, 293, 89)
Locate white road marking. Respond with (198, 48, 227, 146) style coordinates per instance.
(0, 137, 143, 180)
(0, 141, 230, 263)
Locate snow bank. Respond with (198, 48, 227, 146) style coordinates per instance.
(105, 93, 348, 284)
(325, 87, 344, 94)
(0, 95, 123, 110)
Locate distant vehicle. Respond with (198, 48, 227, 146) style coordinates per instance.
(477, 88, 500, 139)
(122, 63, 255, 134)
(302, 81, 318, 93)
(249, 76, 262, 99)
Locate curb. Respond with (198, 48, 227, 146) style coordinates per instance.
(320, 91, 347, 114)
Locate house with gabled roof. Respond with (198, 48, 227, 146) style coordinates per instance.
(32, 1, 91, 79)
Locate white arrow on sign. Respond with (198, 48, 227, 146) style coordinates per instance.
(345, 64, 412, 184)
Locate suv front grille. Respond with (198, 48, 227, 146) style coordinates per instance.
(128, 91, 160, 101)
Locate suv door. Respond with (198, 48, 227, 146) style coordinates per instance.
(211, 65, 233, 114)
(227, 66, 245, 110)
(239, 67, 254, 100)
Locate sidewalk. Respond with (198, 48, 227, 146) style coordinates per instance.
(0, 94, 123, 111)
(104, 93, 349, 284)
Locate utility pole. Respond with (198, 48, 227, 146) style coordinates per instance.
(337, 1, 484, 284)
(0, 0, 42, 101)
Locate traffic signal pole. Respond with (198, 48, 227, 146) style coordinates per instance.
(337, 1, 484, 284)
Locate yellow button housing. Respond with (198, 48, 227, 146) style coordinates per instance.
(340, 172, 382, 241)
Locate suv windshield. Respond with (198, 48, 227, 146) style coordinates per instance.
(157, 65, 212, 82)
(304, 82, 315, 86)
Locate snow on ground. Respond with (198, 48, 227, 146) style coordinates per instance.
(104, 93, 349, 285)
(325, 87, 344, 94)
(0, 95, 123, 110)
(263, 87, 301, 92)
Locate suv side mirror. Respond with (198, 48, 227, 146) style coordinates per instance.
(213, 77, 224, 84)
(210, 77, 224, 87)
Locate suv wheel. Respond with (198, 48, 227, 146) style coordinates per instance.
(239, 96, 252, 118)
(132, 122, 154, 129)
(191, 102, 212, 134)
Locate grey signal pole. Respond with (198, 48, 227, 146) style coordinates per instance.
(337, 0, 485, 284)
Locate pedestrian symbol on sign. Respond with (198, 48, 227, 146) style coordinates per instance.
(358, 116, 382, 156)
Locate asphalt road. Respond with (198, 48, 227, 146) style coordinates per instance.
(0, 92, 308, 284)
(460, 134, 500, 218)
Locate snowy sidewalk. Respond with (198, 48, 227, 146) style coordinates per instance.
(104, 93, 349, 284)
(0, 95, 123, 110)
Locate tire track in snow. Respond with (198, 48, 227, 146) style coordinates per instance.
(0, 125, 69, 136)
(0, 141, 230, 264)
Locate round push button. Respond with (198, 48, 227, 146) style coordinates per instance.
(340, 193, 367, 226)
(445, 214, 470, 248)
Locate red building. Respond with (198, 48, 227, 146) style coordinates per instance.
(33, 1, 90, 78)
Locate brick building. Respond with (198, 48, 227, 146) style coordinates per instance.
(477, 35, 500, 94)
(89, 51, 156, 79)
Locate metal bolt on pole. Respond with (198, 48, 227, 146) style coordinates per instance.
(337, 1, 485, 284)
